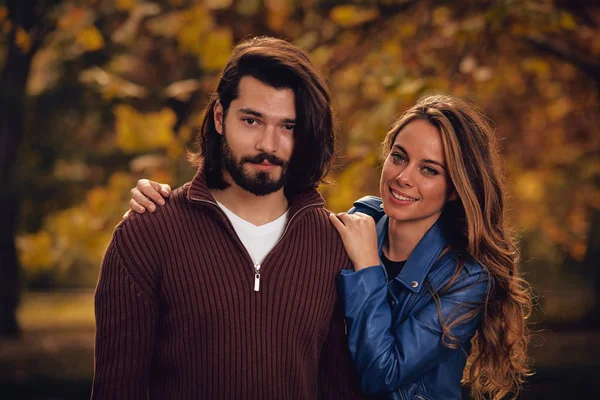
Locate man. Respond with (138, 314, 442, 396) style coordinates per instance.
(92, 37, 365, 399)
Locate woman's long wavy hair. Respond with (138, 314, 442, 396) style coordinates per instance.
(381, 95, 532, 400)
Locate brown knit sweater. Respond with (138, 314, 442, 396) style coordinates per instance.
(92, 168, 365, 400)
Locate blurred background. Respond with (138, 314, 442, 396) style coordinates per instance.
(0, 0, 598, 399)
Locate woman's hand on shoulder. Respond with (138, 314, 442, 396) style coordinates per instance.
(124, 179, 171, 218)
(329, 212, 380, 271)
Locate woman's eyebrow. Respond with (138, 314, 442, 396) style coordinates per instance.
(392, 144, 446, 169)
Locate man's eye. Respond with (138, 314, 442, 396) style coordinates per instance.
(284, 125, 295, 131)
(242, 118, 257, 125)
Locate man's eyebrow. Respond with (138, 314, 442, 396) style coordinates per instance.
(238, 108, 263, 118)
(238, 108, 296, 124)
(392, 144, 446, 169)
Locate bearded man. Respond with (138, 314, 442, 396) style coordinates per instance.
(91, 37, 365, 400)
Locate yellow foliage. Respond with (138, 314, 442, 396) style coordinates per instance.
(398, 23, 417, 38)
(205, 0, 234, 10)
(17, 231, 55, 271)
(177, 5, 213, 56)
(330, 5, 379, 27)
(432, 7, 451, 25)
(236, 0, 261, 16)
(15, 26, 31, 53)
(109, 171, 138, 193)
(514, 171, 544, 202)
(395, 78, 425, 98)
(115, 0, 136, 11)
(523, 57, 550, 78)
(57, 7, 89, 33)
(200, 28, 234, 71)
(382, 40, 402, 60)
(86, 186, 112, 216)
(148, 170, 175, 187)
(146, 11, 184, 38)
(0, 6, 8, 22)
(265, 0, 293, 31)
(546, 97, 573, 121)
(76, 25, 105, 51)
(558, 11, 577, 30)
(324, 159, 378, 212)
(309, 46, 332, 69)
(18, 171, 137, 280)
(167, 140, 186, 160)
(114, 105, 177, 153)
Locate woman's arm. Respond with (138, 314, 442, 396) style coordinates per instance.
(337, 264, 489, 395)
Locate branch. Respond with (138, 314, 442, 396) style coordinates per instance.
(314, 1, 420, 73)
(524, 35, 600, 85)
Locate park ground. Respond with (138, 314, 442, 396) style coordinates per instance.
(1, 291, 599, 399)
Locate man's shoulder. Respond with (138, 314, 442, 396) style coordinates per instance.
(306, 207, 347, 244)
(116, 182, 193, 235)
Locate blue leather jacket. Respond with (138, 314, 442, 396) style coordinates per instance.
(337, 196, 490, 400)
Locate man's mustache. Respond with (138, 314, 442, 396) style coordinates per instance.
(241, 153, 287, 166)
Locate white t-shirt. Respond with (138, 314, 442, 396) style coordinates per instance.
(216, 201, 288, 265)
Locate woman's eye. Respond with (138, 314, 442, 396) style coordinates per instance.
(422, 167, 439, 176)
(391, 153, 406, 163)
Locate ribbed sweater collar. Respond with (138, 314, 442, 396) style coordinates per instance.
(187, 166, 325, 216)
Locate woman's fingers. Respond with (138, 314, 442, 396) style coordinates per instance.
(130, 188, 156, 213)
(159, 183, 172, 197)
(127, 179, 171, 216)
(129, 198, 146, 214)
(330, 212, 380, 271)
(329, 213, 346, 234)
(137, 179, 166, 206)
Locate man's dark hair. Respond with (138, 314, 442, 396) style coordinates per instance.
(190, 36, 334, 197)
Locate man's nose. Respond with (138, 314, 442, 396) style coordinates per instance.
(256, 125, 279, 153)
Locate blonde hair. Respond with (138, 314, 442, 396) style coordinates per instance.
(381, 95, 532, 399)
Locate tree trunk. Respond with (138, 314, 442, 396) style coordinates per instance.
(0, 0, 38, 337)
(583, 208, 600, 326)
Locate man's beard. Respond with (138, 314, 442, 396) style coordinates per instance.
(221, 129, 289, 196)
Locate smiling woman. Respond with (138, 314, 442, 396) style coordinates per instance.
(333, 95, 532, 400)
(379, 118, 457, 246)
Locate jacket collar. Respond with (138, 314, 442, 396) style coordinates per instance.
(186, 166, 325, 216)
(376, 215, 449, 293)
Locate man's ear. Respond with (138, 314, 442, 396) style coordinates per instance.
(214, 99, 224, 135)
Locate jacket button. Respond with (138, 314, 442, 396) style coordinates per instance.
(390, 300, 396, 307)
(411, 281, 419, 288)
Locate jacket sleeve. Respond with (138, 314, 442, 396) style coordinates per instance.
(91, 229, 159, 400)
(318, 299, 366, 399)
(337, 264, 488, 395)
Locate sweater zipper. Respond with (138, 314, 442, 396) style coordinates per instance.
(189, 196, 321, 292)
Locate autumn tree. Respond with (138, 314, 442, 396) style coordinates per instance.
(2, 0, 598, 337)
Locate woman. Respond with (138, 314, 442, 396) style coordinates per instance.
(126, 95, 531, 399)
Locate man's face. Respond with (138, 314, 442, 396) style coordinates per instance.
(214, 76, 296, 196)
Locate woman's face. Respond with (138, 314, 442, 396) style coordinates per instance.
(379, 119, 455, 229)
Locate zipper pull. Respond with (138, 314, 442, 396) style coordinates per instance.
(254, 264, 261, 292)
